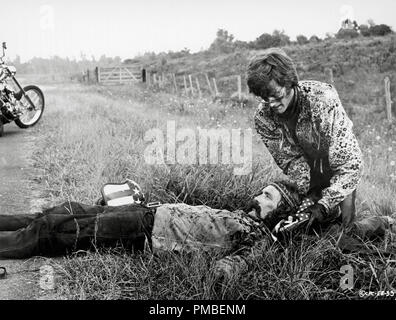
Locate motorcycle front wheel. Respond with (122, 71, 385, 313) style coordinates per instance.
(15, 85, 45, 128)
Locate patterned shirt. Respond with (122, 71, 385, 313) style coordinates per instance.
(151, 203, 266, 254)
(254, 80, 363, 212)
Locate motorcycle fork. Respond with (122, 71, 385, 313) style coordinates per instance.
(12, 76, 36, 110)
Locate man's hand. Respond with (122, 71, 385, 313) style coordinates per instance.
(304, 203, 328, 229)
(214, 256, 247, 280)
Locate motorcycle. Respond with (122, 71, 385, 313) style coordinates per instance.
(0, 42, 44, 137)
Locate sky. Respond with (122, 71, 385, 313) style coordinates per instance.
(0, 0, 395, 62)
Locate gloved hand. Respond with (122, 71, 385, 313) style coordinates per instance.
(214, 256, 248, 280)
(271, 198, 315, 239)
(304, 203, 328, 229)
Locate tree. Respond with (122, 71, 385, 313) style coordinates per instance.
(370, 24, 393, 36)
(272, 30, 290, 46)
(209, 29, 236, 53)
(254, 33, 274, 49)
(296, 35, 309, 45)
(254, 30, 290, 49)
(359, 24, 371, 37)
(113, 56, 122, 65)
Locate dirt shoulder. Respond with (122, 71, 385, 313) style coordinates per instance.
(0, 122, 50, 300)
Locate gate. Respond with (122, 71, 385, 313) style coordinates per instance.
(98, 64, 142, 84)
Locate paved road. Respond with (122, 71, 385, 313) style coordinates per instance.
(0, 122, 47, 299)
(0, 123, 38, 214)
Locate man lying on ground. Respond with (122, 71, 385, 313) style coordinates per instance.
(0, 180, 298, 260)
(0, 180, 394, 279)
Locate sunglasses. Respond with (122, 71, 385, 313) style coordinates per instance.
(262, 87, 286, 103)
(254, 85, 287, 103)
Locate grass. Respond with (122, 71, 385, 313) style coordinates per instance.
(31, 79, 396, 300)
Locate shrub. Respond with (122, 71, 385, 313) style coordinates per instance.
(359, 24, 371, 37)
(296, 35, 309, 45)
(309, 35, 321, 43)
(234, 40, 250, 50)
(370, 24, 393, 37)
(336, 29, 360, 40)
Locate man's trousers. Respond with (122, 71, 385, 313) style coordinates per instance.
(0, 202, 155, 259)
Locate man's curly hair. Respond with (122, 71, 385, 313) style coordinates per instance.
(247, 48, 299, 99)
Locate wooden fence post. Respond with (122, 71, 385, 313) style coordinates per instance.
(87, 69, 90, 83)
(195, 77, 202, 98)
(142, 69, 146, 83)
(237, 75, 242, 100)
(326, 67, 334, 84)
(212, 78, 219, 96)
(160, 72, 165, 89)
(188, 75, 194, 96)
(385, 76, 393, 122)
(172, 73, 178, 94)
(95, 67, 99, 83)
(97, 67, 101, 83)
(183, 75, 188, 96)
(205, 73, 214, 96)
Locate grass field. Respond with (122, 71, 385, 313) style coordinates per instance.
(31, 80, 396, 300)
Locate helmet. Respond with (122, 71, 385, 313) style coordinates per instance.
(101, 179, 146, 206)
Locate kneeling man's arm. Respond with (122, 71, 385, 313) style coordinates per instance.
(316, 88, 364, 212)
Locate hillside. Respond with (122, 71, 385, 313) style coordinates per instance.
(144, 35, 396, 79)
(142, 35, 396, 118)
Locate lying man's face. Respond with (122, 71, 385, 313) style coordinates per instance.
(246, 185, 282, 220)
(245, 185, 291, 230)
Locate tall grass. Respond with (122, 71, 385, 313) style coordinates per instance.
(33, 82, 396, 299)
